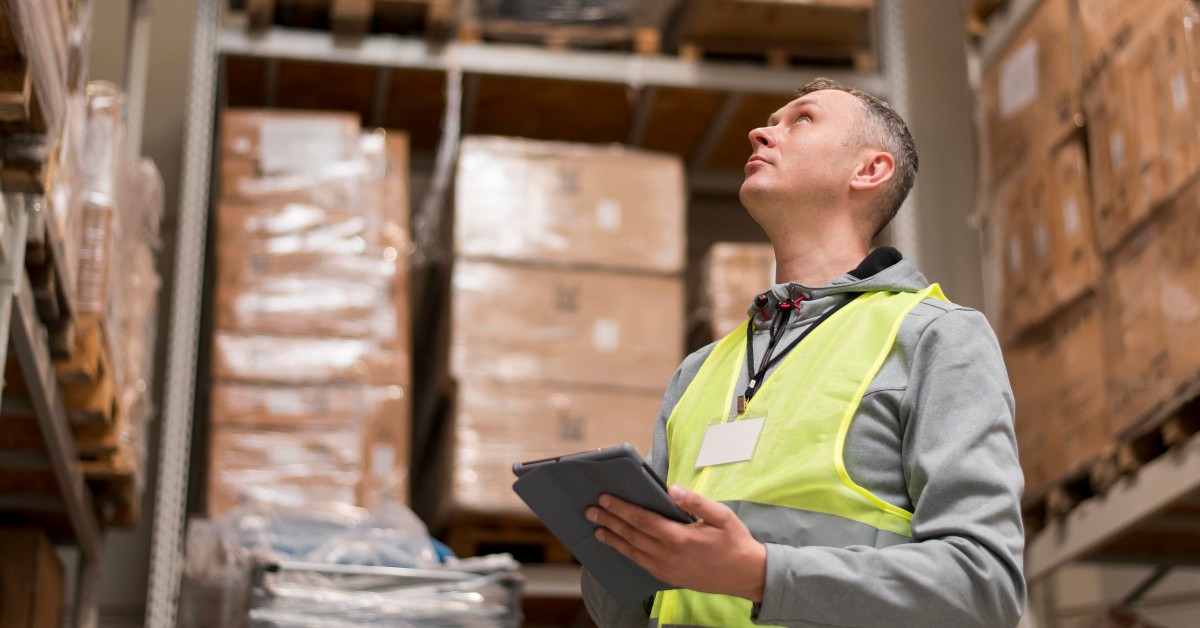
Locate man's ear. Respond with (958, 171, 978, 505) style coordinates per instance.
(849, 151, 895, 191)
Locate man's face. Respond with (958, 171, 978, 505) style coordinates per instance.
(739, 89, 867, 215)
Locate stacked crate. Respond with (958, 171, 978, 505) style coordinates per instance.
(207, 110, 412, 515)
(975, 0, 1200, 496)
(444, 136, 686, 519)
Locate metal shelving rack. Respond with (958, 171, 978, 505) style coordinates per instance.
(147, 0, 911, 623)
(0, 196, 103, 628)
(968, 0, 1200, 617)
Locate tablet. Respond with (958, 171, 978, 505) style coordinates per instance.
(511, 443, 693, 606)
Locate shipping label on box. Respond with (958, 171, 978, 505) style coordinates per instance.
(450, 260, 683, 390)
(449, 379, 661, 515)
(701, 242, 776, 339)
(455, 136, 686, 273)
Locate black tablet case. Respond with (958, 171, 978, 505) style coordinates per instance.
(512, 454, 686, 606)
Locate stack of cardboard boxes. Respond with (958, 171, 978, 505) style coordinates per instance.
(976, 0, 1200, 494)
(444, 136, 686, 517)
(207, 110, 412, 515)
(699, 242, 776, 341)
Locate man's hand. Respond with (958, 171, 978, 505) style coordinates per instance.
(586, 484, 767, 603)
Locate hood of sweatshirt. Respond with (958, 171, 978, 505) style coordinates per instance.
(745, 247, 932, 331)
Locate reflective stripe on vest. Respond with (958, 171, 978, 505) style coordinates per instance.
(650, 286, 947, 628)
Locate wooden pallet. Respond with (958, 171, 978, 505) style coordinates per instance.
(1022, 380, 1200, 535)
(672, 0, 876, 70)
(0, 402, 140, 527)
(442, 513, 575, 564)
(24, 207, 76, 359)
(459, 19, 660, 55)
(237, 0, 456, 38)
(3, 316, 116, 426)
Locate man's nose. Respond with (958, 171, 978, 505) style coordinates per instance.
(748, 126, 773, 149)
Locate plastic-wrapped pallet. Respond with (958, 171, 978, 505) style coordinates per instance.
(178, 500, 520, 628)
(208, 110, 412, 517)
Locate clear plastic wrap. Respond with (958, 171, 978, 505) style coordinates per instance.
(454, 136, 686, 273)
(209, 111, 413, 520)
(208, 383, 410, 517)
(700, 243, 775, 339)
(451, 379, 658, 515)
(449, 259, 682, 391)
(76, 81, 125, 317)
(180, 501, 518, 628)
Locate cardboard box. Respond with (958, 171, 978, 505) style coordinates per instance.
(977, 0, 1079, 186)
(1159, 179, 1200, 387)
(1006, 298, 1109, 489)
(1153, 2, 1200, 199)
(211, 332, 410, 386)
(450, 259, 683, 391)
(1082, 61, 1148, 252)
(1076, 0, 1168, 81)
(1103, 221, 1173, 437)
(987, 173, 1034, 340)
(1005, 338, 1057, 494)
(701, 243, 776, 339)
(1045, 139, 1098, 311)
(455, 136, 686, 273)
(449, 379, 661, 516)
(207, 384, 410, 515)
(0, 527, 65, 628)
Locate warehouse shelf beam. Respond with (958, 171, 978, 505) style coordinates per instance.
(626, 86, 658, 147)
(216, 27, 889, 98)
(146, 0, 221, 625)
(977, 0, 1043, 69)
(368, 66, 392, 128)
(1025, 430, 1200, 582)
(0, 202, 102, 567)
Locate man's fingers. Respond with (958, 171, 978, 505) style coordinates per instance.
(669, 485, 733, 527)
(598, 494, 673, 535)
(587, 504, 663, 553)
(595, 527, 651, 567)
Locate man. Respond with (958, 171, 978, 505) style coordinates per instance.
(580, 78, 1026, 627)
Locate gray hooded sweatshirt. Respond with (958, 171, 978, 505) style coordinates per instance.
(581, 248, 1026, 627)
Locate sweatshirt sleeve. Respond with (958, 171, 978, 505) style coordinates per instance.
(751, 308, 1027, 628)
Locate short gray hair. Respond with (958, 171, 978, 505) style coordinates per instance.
(798, 77, 918, 239)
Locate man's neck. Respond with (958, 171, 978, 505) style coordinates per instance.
(770, 236, 870, 287)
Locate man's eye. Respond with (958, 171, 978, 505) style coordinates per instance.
(797, 115, 812, 123)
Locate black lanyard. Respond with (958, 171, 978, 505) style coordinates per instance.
(742, 293, 860, 405)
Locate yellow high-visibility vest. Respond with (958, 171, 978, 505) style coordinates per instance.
(650, 286, 947, 627)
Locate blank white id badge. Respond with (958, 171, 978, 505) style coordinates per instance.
(695, 412, 766, 468)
